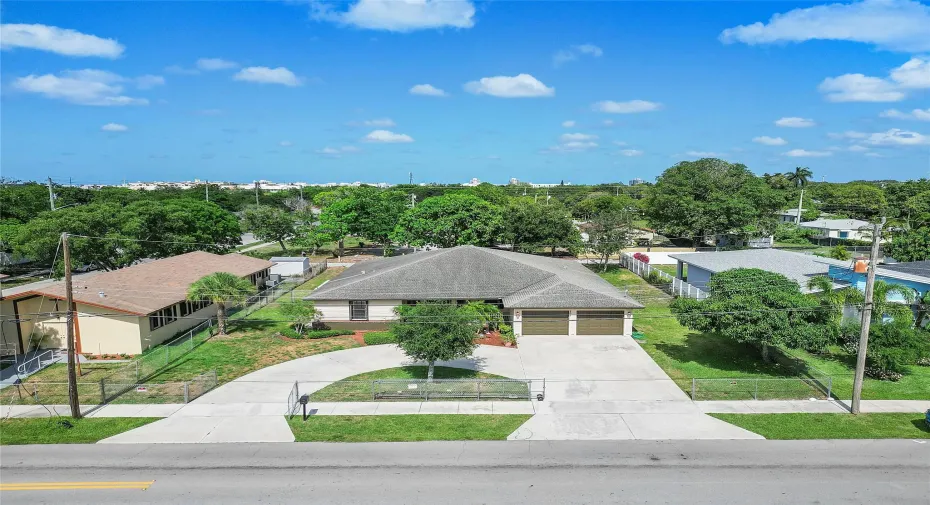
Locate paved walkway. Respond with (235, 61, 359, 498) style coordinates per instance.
(697, 399, 930, 414)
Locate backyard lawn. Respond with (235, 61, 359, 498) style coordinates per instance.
(0, 417, 161, 445)
(309, 366, 522, 402)
(287, 414, 532, 442)
(594, 265, 930, 401)
(711, 413, 930, 440)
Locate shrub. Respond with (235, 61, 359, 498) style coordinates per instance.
(645, 270, 664, 285)
(866, 322, 930, 376)
(279, 327, 353, 339)
(774, 223, 816, 244)
(829, 245, 851, 261)
(499, 323, 517, 345)
(363, 331, 397, 345)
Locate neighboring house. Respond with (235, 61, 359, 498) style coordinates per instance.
(668, 249, 838, 293)
(799, 218, 876, 242)
(306, 245, 644, 336)
(0, 252, 272, 356)
(818, 259, 930, 303)
(577, 222, 656, 246)
(775, 208, 808, 224)
(270, 257, 310, 277)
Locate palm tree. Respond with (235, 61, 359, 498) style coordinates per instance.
(784, 166, 813, 225)
(842, 280, 916, 325)
(807, 276, 858, 325)
(187, 272, 257, 335)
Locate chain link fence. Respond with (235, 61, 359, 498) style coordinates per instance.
(305, 378, 535, 402)
(230, 260, 328, 320)
(1, 370, 218, 406)
(689, 347, 836, 401)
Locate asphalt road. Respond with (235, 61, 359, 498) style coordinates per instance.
(1, 440, 928, 504)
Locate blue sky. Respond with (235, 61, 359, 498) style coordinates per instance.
(1, 0, 928, 185)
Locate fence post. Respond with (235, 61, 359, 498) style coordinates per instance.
(827, 376, 833, 400)
(100, 378, 106, 404)
(477, 380, 481, 401)
(33, 383, 38, 402)
(754, 379, 759, 401)
(371, 380, 375, 401)
(135, 359, 140, 381)
(183, 382, 190, 403)
(691, 378, 696, 400)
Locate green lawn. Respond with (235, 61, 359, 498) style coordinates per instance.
(653, 264, 680, 276)
(287, 414, 532, 442)
(594, 265, 930, 401)
(243, 238, 367, 260)
(310, 366, 519, 402)
(711, 413, 930, 440)
(0, 417, 161, 445)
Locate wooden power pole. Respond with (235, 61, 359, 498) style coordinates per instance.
(61, 232, 82, 418)
(850, 218, 885, 414)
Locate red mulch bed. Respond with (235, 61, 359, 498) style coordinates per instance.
(475, 331, 516, 348)
(348, 331, 368, 346)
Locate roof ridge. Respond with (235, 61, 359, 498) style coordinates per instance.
(313, 248, 456, 293)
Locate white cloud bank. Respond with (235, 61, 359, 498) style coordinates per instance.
(864, 128, 929, 146)
(409, 83, 447, 96)
(363, 130, 414, 143)
(819, 57, 930, 102)
(364, 118, 396, 127)
(880, 108, 930, 121)
(753, 136, 788, 146)
(784, 149, 833, 157)
(233, 66, 302, 86)
(13, 69, 149, 106)
(101, 123, 128, 132)
(0, 23, 124, 58)
(464, 74, 554, 98)
(775, 117, 816, 128)
(593, 100, 662, 114)
(312, 0, 475, 32)
(719, 0, 930, 53)
(197, 58, 238, 71)
(618, 149, 643, 157)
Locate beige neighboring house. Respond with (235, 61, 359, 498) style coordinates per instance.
(307, 246, 644, 336)
(0, 252, 272, 356)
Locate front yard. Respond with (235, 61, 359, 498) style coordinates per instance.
(309, 366, 526, 402)
(287, 414, 531, 442)
(0, 417, 161, 445)
(594, 265, 930, 401)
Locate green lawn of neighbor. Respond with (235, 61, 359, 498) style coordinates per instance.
(310, 366, 518, 402)
(0, 417, 161, 445)
(711, 413, 930, 440)
(594, 265, 930, 401)
(287, 414, 532, 442)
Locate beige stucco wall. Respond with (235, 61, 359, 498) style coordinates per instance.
(138, 303, 218, 351)
(75, 303, 146, 356)
(315, 300, 400, 321)
(14, 297, 69, 351)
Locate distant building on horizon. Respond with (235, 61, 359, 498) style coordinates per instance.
(629, 178, 645, 186)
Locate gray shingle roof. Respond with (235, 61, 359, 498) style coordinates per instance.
(307, 246, 643, 309)
(668, 249, 834, 291)
(881, 260, 930, 278)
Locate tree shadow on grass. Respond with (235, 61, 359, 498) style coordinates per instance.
(653, 332, 797, 378)
(910, 419, 930, 434)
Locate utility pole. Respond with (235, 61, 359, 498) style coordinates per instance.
(795, 187, 805, 225)
(61, 233, 82, 418)
(409, 194, 417, 208)
(47, 177, 56, 211)
(254, 181, 260, 205)
(409, 172, 413, 185)
(205, 180, 210, 202)
(851, 217, 885, 414)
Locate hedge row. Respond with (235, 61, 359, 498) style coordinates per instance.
(279, 328, 355, 339)
(363, 331, 397, 345)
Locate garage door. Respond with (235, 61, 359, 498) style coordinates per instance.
(576, 310, 625, 335)
(521, 310, 569, 335)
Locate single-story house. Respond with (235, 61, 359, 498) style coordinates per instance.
(668, 249, 839, 293)
(0, 251, 273, 356)
(799, 218, 877, 242)
(306, 245, 644, 336)
(775, 208, 807, 224)
(270, 256, 310, 277)
(818, 258, 930, 302)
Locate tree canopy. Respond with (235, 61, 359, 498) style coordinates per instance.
(885, 227, 930, 263)
(241, 204, 296, 250)
(505, 201, 581, 255)
(392, 193, 504, 248)
(390, 301, 480, 381)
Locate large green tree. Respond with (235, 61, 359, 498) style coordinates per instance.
(885, 227, 930, 262)
(671, 268, 836, 361)
(186, 272, 256, 335)
(505, 202, 581, 255)
(586, 210, 636, 270)
(643, 159, 782, 245)
(391, 301, 481, 381)
(241, 204, 296, 251)
(809, 183, 887, 219)
(392, 194, 504, 248)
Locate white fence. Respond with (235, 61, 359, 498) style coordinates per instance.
(620, 253, 709, 300)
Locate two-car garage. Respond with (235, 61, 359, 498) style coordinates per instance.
(520, 310, 626, 336)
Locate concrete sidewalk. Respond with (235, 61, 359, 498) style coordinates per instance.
(697, 399, 930, 414)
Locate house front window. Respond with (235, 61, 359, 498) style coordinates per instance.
(350, 300, 369, 321)
(839, 231, 849, 239)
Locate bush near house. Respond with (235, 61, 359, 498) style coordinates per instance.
(279, 328, 354, 340)
(363, 331, 397, 345)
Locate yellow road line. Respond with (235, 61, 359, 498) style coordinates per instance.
(0, 481, 154, 491)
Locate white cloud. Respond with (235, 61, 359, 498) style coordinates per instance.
(784, 149, 833, 157)
(12, 69, 148, 106)
(313, 0, 476, 32)
(753, 136, 788, 146)
(544, 141, 598, 153)
(233, 66, 302, 86)
(864, 128, 930, 146)
(559, 133, 598, 142)
(409, 83, 447, 96)
(363, 129, 414, 143)
(100, 123, 128, 132)
(317, 145, 362, 157)
(593, 100, 662, 113)
(164, 65, 200, 75)
(197, 58, 238, 71)
(562, 120, 576, 128)
(135, 74, 165, 89)
(553, 43, 603, 67)
(613, 140, 628, 146)
(775, 117, 816, 128)
(685, 151, 719, 157)
(865, 152, 885, 157)
(880, 108, 930, 121)
(364, 118, 396, 127)
(602, 120, 615, 126)
(464, 74, 554, 98)
(848, 145, 870, 152)
(279, 141, 293, 147)
(0, 23, 124, 58)
(827, 131, 868, 139)
(619, 149, 644, 157)
(819, 58, 929, 102)
(718, 0, 930, 53)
